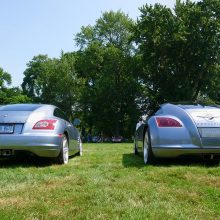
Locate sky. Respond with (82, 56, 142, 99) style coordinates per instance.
(0, 0, 177, 87)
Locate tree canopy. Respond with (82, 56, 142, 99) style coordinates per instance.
(75, 11, 140, 136)
(133, 0, 220, 109)
(22, 52, 82, 118)
(0, 67, 31, 104)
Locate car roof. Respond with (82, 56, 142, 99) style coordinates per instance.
(0, 104, 55, 112)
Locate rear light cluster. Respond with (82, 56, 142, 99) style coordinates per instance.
(156, 117, 182, 127)
(33, 120, 57, 130)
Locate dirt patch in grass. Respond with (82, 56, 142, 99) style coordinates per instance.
(0, 196, 29, 208)
(185, 172, 220, 188)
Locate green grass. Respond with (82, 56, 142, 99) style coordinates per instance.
(0, 143, 220, 219)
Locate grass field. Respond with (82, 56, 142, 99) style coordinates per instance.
(0, 143, 220, 219)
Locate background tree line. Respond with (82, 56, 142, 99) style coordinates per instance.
(1, 0, 220, 138)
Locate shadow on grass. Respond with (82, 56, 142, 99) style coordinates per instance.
(122, 153, 145, 168)
(122, 153, 220, 168)
(0, 156, 54, 168)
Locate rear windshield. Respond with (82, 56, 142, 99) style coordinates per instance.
(0, 104, 42, 111)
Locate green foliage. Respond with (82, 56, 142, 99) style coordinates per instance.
(75, 11, 140, 136)
(134, 0, 220, 109)
(0, 67, 31, 104)
(75, 10, 135, 53)
(0, 67, 11, 88)
(22, 55, 50, 102)
(0, 87, 32, 104)
(22, 53, 82, 118)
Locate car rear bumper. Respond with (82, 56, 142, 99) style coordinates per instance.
(0, 134, 62, 157)
(153, 145, 220, 158)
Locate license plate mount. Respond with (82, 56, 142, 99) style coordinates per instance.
(198, 127, 220, 138)
(0, 124, 14, 134)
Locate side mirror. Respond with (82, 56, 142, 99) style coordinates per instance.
(73, 118, 81, 126)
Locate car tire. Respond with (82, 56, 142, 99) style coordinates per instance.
(56, 135, 69, 164)
(134, 139, 139, 155)
(143, 130, 155, 164)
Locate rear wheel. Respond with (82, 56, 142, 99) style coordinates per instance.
(143, 130, 155, 164)
(56, 135, 69, 164)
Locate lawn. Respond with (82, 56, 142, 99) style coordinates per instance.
(0, 143, 220, 220)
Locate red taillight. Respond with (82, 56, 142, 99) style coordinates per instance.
(33, 120, 57, 130)
(156, 117, 182, 127)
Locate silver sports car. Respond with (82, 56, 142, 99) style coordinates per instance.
(0, 104, 82, 164)
(134, 103, 220, 164)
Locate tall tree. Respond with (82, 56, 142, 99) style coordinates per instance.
(75, 10, 135, 54)
(75, 11, 140, 136)
(133, 0, 220, 109)
(22, 53, 82, 118)
(22, 55, 50, 102)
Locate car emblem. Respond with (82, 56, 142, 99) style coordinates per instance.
(197, 114, 220, 120)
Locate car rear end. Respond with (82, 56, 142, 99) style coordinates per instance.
(150, 104, 220, 159)
(0, 104, 63, 158)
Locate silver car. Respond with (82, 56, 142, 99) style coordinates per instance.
(0, 104, 82, 164)
(134, 103, 220, 164)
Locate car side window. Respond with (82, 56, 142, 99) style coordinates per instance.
(54, 108, 69, 122)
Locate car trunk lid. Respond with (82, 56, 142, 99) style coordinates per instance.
(185, 108, 220, 128)
(0, 111, 31, 123)
(185, 108, 220, 147)
(0, 111, 31, 134)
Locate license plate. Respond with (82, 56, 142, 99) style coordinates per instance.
(0, 124, 14, 134)
(198, 128, 220, 138)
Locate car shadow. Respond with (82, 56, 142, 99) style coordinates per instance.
(0, 156, 54, 168)
(122, 153, 220, 168)
(122, 153, 145, 168)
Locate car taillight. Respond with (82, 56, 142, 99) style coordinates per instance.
(156, 117, 182, 127)
(33, 120, 57, 130)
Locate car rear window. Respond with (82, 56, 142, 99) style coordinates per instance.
(53, 108, 69, 122)
(0, 104, 42, 111)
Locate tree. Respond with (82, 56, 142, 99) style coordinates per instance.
(75, 10, 135, 54)
(133, 0, 220, 110)
(0, 67, 11, 89)
(0, 67, 31, 104)
(22, 53, 82, 119)
(22, 55, 50, 102)
(75, 11, 140, 137)
(2, 87, 32, 104)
